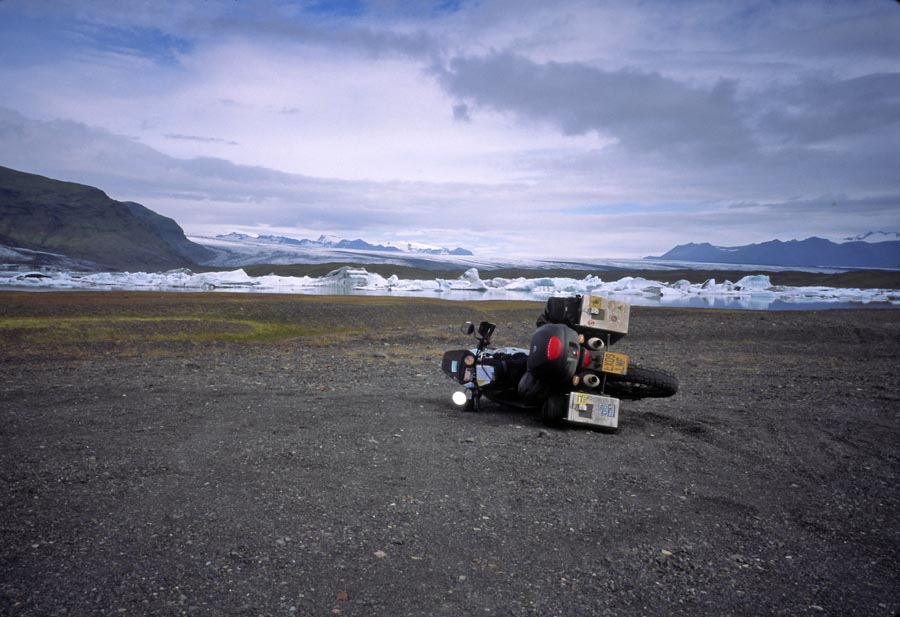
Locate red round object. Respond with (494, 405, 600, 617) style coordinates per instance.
(546, 336, 562, 360)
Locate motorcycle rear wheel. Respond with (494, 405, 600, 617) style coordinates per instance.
(603, 365, 678, 400)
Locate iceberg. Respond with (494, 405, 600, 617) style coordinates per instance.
(734, 274, 773, 291)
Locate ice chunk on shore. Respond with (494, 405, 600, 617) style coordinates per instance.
(735, 274, 772, 291)
(324, 266, 369, 286)
(461, 267, 487, 291)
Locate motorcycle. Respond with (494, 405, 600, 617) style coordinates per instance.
(440, 294, 678, 429)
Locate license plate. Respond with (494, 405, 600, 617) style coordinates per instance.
(601, 352, 628, 375)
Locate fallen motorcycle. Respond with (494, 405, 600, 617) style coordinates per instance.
(440, 295, 678, 429)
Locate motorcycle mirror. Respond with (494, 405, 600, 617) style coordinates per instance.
(477, 321, 496, 339)
(461, 322, 475, 335)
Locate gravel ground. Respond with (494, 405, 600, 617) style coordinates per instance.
(1, 292, 898, 616)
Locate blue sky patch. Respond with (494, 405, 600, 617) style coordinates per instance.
(82, 24, 194, 66)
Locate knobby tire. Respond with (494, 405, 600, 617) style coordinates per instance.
(603, 365, 679, 400)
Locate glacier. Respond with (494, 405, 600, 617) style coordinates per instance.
(3, 267, 898, 310)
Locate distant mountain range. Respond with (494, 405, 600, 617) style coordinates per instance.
(215, 232, 473, 256)
(649, 237, 900, 269)
(3, 165, 897, 273)
(0, 166, 212, 270)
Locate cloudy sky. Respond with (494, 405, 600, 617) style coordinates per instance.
(1, 0, 898, 258)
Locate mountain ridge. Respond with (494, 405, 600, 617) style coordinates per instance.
(649, 237, 900, 269)
(0, 166, 213, 270)
(215, 232, 473, 256)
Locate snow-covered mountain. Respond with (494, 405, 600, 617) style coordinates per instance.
(189, 233, 484, 269)
(214, 233, 473, 256)
(379, 240, 474, 256)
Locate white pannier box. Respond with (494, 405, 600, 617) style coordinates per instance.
(567, 391, 620, 429)
(577, 295, 630, 335)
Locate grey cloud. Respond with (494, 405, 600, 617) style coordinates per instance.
(723, 194, 900, 219)
(433, 48, 900, 200)
(0, 108, 494, 235)
(508, 127, 900, 205)
(748, 4, 900, 61)
(754, 73, 900, 146)
(452, 103, 470, 122)
(435, 51, 754, 160)
(426, 1, 900, 164)
(580, 193, 900, 249)
(695, 194, 900, 243)
(165, 133, 239, 146)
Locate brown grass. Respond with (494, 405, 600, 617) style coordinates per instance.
(0, 291, 543, 361)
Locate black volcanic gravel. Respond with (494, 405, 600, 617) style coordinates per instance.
(1, 294, 899, 616)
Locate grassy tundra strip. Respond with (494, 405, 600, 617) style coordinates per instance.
(0, 292, 542, 357)
(0, 316, 350, 344)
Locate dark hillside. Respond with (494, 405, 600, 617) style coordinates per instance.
(0, 166, 213, 270)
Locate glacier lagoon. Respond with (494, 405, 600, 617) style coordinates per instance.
(3, 267, 898, 311)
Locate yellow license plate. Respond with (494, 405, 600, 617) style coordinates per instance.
(601, 352, 629, 375)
